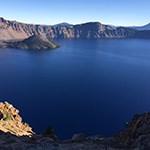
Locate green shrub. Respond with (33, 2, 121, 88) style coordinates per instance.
(3, 112, 11, 121)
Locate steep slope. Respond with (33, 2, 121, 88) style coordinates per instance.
(0, 17, 31, 40)
(0, 17, 150, 41)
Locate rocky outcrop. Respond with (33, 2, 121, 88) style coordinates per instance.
(0, 102, 33, 136)
(0, 17, 150, 41)
(0, 132, 116, 150)
(0, 101, 113, 149)
(113, 112, 150, 149)
(71, 133, 87, 141)
(116, 112, 150, 140)
(0, 101, 150, 149)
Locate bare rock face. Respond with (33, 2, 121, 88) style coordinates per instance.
(1, 17, 150, 41)
(0, 101, 33, 136)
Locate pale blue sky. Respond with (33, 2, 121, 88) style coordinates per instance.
(0, 0, 150, 26)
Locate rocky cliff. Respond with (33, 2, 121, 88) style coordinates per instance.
(114, 112, 150, 149)
(0, 101, 150, 149)
(0, 17, 150, 41)
(0, 102, 33, 136)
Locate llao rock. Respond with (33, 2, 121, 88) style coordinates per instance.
(1, 17, 150, 41)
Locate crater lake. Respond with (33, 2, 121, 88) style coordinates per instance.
(0, 39, 150, 139)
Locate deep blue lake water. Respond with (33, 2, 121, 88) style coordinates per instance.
(0, 39, 150, 139)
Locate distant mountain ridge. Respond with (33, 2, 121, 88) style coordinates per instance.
(110, 23, 150, 31)
(53, 22, 73, 27)
(0, 17, 150, 41)
(131, 23, 150, 30)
